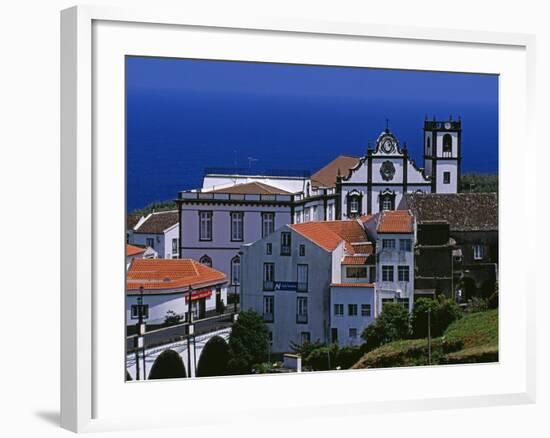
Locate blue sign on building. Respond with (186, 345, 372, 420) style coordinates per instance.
(274, 281, 298, 291)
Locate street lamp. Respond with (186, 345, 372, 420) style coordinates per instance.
(427, 307, 432, 365)
(186, 287, 195, 378)
(134, 286, 147, 380)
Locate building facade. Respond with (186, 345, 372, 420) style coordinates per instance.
(129, 210, 180, 259)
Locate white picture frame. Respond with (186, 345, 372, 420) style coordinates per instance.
(60, 4, 536, 433)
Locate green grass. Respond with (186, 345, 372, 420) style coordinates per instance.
(352, 309, 498, 369)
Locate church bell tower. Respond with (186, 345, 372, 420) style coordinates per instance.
(423, 116, 461, 194)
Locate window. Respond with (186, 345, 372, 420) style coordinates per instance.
(346, 267, 368, 278)
(312, 206, 317, 220)
(268, 331, 273, 344)
(199, 255, 212, 267)
(426, 136, 431, 154)
(263, 296, 274, 322)
(299, 244, 306, 256)
(443, 171, 451, 184)
(473, 244, 484, 260)
(263, 263, 275, 291)
(398, 266, 410, 282)
(301, 332, 311, 344)
(281, 232, 291, 256)
(382, 298, 394, 308)
(231, 256, 241, 285)
(266, 243, 272, 255)
(349, 328, 358, 339)
(199, 211, 212, 241)
(399, 239, 412, 251)
(361, 304, 371, 317)
(171, 238, 178, 257)
(262, 212, 275, 238)
(382, 239, 395, 249)
(296, 297, 308, 323)
(304, 208, 310, 222)
(369, 266, 376, 282)
(297, 264, 308, 292)
(331, 328, 338, 343)
(348, 304, 358, 316)
(130, 304, 149, 320)
(442, 133, 452, 156)
(334, 304, 344, 316)
(382, 197, 392, 211)
(230, 212, 244, 241)
(146, 237, 155, 249)
(382, 265, 394, 282)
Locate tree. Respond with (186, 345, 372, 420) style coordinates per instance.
(227, 310, 269, 374)
(411, 295, 461, 338)
(361, 303, 410, 350)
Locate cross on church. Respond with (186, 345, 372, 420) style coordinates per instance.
(385, 118, 390, 130)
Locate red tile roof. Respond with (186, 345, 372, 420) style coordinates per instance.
(330, 283, 375, 288)
(377, 210, 414, 234)
(350, 242, 373, 255)
(209, 181, 290, 195)
(311, 155, 359, 188)
(126, 259, 227, 294)
(291, 220, 369, 253)
(359, 214, 375, 224)
(341, 255, 375, 265)
(126, 244, 146, 257)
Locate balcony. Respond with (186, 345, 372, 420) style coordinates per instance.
(263, 313, 274, 323)
(263, 281, 275, 291)
(297, 282, 308, 292)
(281, 246, 291, 256)
(296, 314, 308, 324)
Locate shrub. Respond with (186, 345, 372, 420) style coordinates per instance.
(465, 296, 488, 313)
(361, 302, 410, 350)
(163, 310, 183, 326)
(303, 344, 362, 371)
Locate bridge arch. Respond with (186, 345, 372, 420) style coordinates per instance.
(148, 349, 187, 380)
(196, 335, 231, 377)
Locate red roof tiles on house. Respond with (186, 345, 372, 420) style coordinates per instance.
(341, 256, 375, 265)
(377, 210, 414, 234)
(291, 220, 370, 253)
(209, 181, 290, 195)
(126, 259, 227, 293)
(126, 244, 146, 257)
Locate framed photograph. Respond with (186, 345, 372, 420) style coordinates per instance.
(61, 5, 536, 433)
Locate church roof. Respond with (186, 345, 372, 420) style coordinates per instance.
(402, 193, 498, 232)
(311, 155, 359, 188)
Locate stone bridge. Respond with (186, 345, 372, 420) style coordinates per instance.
(126, 314, 233, 380)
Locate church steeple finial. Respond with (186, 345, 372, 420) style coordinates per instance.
(385, 118, 390, 132)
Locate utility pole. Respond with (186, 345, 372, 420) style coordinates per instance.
(427, 307, 432, 365)
(187, 287, 194, 378)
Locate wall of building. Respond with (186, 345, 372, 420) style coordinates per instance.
(202, 174, 309, 194)
(241, 225, 333, 352)
(132, 232, 166, 258)
(330, 286, 375, 346)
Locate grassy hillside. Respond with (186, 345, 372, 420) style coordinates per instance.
(352, 309, 498, 369)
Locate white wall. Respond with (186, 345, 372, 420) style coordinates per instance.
(330, 285, 375, 346)
(202, 174, 309, 193)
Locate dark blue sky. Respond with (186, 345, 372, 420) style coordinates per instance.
(126, 56, 498, 212)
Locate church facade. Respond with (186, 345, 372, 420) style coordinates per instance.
(335, 118, 461, 218)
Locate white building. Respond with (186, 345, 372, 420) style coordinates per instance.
(241, 220, 375, 351)
(126, 258, 228, 328)
(129, 210, 180, 259)
(177, 181, 293, 293)
(364, 210, 416, 312)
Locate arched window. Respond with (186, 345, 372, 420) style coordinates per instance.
(199, 255, 212, 267)
(346, 191, 362, 218)
(426, 136, 431, 155)
(231, 256, 241, 285)
(442, 134, 452, 157)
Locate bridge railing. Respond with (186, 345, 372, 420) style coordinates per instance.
(126, 310, 235, 353)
